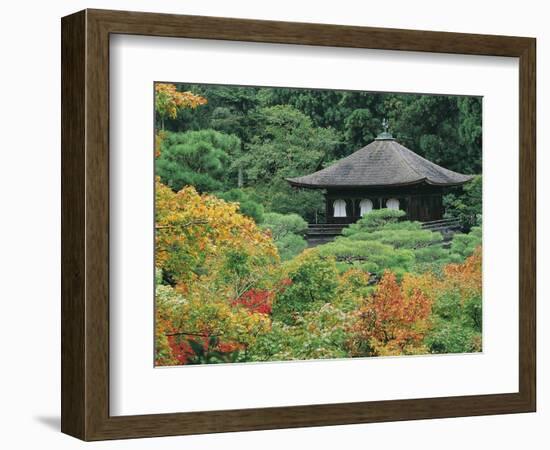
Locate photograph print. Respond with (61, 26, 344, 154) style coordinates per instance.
(154, 82, 482, 366)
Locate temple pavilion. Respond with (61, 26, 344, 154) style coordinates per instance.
(287, 127, 473, 224)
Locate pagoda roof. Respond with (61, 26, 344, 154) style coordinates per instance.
(287, 137, 473, 189)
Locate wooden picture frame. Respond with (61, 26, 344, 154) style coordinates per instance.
(61, 8, 536, 441)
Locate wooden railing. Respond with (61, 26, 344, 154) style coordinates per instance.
(306, 223, 347, 237)
(305, 217, 462, 246)
(420, 217, 462, 232)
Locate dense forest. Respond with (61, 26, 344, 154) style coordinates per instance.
(154, 83, 483, 365)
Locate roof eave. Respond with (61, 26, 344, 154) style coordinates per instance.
(424, 175, 475, 187)
(287, 176, 475, 189)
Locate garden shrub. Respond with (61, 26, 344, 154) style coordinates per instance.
(216, 188, 265, 223)
(424, 247, 482, 353)
(272, 250, 339, 324)
(443, 175, 482, 230)
(261, 212, 308, 260)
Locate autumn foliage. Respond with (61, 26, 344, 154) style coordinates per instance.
(348, 271, 432, 356)
(155, 178, 483, 364)
(154, 179, 279, 365)
(155, 179, 278, 286)
(232, 289, 274, 315)
(346, 248, 481, 357)
(441, 246, 482, 300)
(153, 85, 483, 365)
(155, 83, 207, 121)
(154, 83, 207, 156)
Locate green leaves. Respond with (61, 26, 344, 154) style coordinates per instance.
(318, 209, 482, 277)
(444, 175, 482, 230)
(318, 238, 415, 276)
(272, 251, 339, 325)
(185, 337, 244, 365)
(343, 108, 380, 150)
(261, 212, 308, 240)
(216, 188, 265, 223)
(342, 209, 406, 234)
(156, 129, 240, 192)
(153, 83, 484, 366)
(322, 209, 443, 276)
(241, 105, 339, 182)
(248, 304, 352, 362)
(188, 339, 206, 357)
(260, 212, 308, 261)
(386, 94, 482, 174)
(424, 249, 483, 354)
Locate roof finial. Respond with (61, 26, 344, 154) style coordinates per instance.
(375, 118, 394, 140)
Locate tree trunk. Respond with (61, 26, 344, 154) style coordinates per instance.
(238, 167, 243, 188)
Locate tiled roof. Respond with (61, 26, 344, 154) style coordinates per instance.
(287, 138, 473, 188)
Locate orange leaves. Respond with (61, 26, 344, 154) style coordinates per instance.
(349, 271, 432, 357)
(348, 247, 483, 357)
(441, 246, 482, 302)
(375, 272, 431, 328)
(400, 274, 435, 323)
(410, 246, 481, 306)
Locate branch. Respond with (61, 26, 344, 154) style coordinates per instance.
(165, 331, 221, 337)
(165, 331, 250, 348)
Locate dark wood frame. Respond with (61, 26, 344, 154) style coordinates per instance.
(61, 9, 536, 441)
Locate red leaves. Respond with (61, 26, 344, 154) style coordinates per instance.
(232, 278, 292, 316)
(279, 277, 292, 289)
(216, 341, 241, 353)
(166, 334, 243, 365)
(232, 289, 273, 315)
(167, 335, 196, 365)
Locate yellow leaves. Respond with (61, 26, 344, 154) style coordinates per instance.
(155, 130, 167, 158)
(442, 246, 482, 302)
(172, 282, 271, 347)
(155, 179, 280, 356)
(154, 83, 207, 157)
(409, 246, 482, 305)
(155, 83, 207, 119)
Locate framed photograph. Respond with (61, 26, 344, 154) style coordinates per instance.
(61, 9, 536, 441)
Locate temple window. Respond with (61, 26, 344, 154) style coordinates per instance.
(386, 198, 400, 210)
(359, 199, 373, 216)
(333, 199, 347, 217)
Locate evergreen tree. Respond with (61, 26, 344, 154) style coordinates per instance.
(156, 130, 240, 192)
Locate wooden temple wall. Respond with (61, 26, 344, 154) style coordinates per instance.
(325, 187, 445, 223)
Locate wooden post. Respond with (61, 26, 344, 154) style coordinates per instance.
(325, 193, 330, 224)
